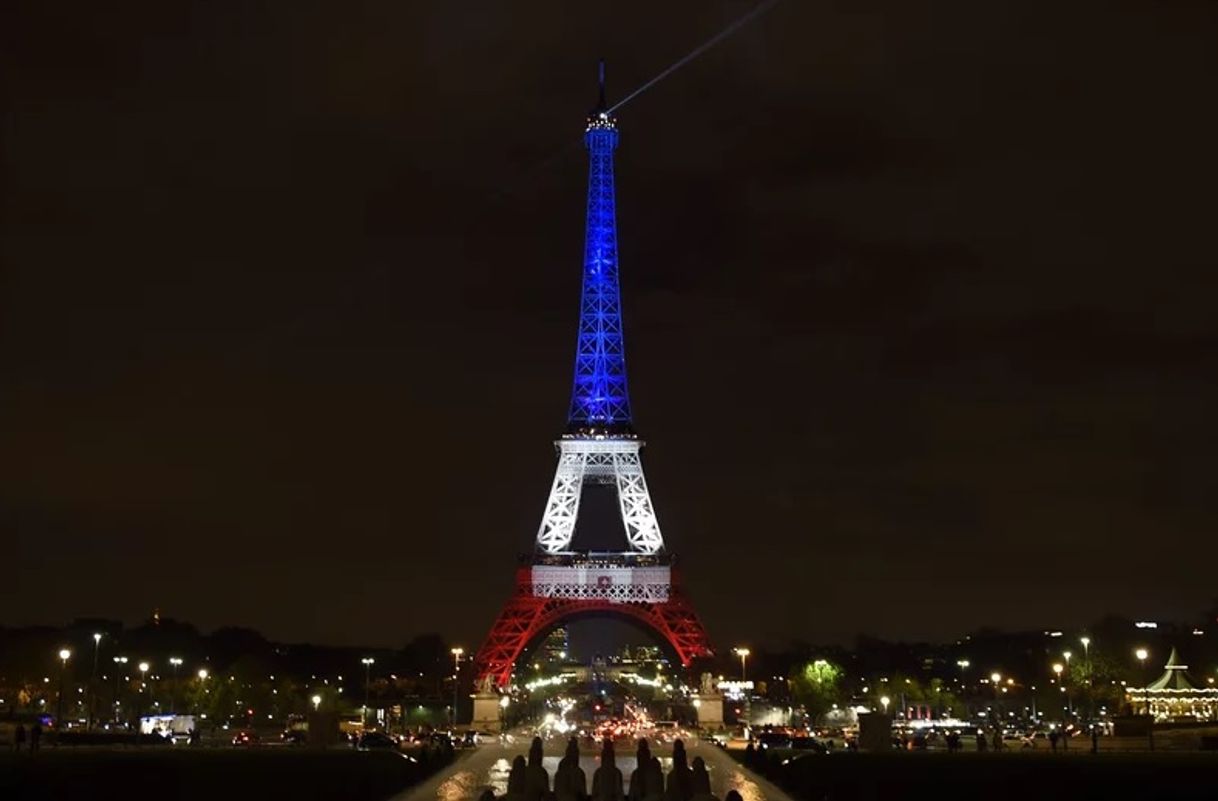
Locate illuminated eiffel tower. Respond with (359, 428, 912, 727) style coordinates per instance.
(472, 63, 713, 690)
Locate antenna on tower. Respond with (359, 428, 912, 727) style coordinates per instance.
(597, 58, 607, 110)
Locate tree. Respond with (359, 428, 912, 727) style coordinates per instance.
(789, 658, 843, 723)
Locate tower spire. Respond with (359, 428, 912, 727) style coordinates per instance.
(568, 63, 631, 434)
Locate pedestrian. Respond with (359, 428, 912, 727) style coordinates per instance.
(14, 723, 26, 752)
(665, 739, 693, 801)
(742, 741, 755, 766)
(506, 755, 529, 801)
(525, 736, 550, 801)
(555, 738, 587, 801)
(1061, 727, 1069, 752)
(629, 739, 660, 801)
(1049, 729, 1058, 753)
(30, 722, 42, 753)
(591, 738, 624, 801)
(689, 757, 716, 801)
(1091, 727, 1099, 755)
(975, 730, 986, 752)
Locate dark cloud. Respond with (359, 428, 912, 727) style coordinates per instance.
(2, 0, 1217, 649)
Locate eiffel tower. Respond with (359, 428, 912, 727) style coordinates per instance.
(472, 64, 713, 690)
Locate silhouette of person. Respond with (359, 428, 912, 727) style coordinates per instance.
(30, 722, 42, 753)
(1049, 729, 1059, 753)
(629, 739, 662, 801)
(591, 737, 624, 801)
(555, 738, 587, 801)
(1091, 727, 1099, 755)
(742, 741, 755, 766)
(525, 736, 550, 801)
(507, 755, 529, 801)
(665, 739, 693, 801)
(725, 792, 743, 801)
(975, 730, 986, 752)
(689, 757, 715, 801)
(480, 790, 498, 801)
(14, 723, 26, 752)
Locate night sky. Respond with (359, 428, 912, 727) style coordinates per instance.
(4, 1, 1217, 651)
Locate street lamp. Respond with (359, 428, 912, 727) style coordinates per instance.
(138, 662, 150, 722)
(361, 657, 375, 728)
(311, 694, 322, 711)
(90, 633, 102, 730)
(1135, 648, 1152, 751)
(1134, 648, 1149, 715)
(56, 649, 72, 730)
(880, 695, 890, 715)
(450, 647, 464, 727)
(734, 647, 750, 681)
(1080, 636, 1092, 720)
(197, 668, 209, 681)
(112, 656, 128, 723)
(168, 657, 182, 714)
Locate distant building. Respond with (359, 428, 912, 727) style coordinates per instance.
(539, 628, 569, 664)
(1126, 647, 1218, 721)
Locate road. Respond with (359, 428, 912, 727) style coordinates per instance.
(392, 736, 795, 801)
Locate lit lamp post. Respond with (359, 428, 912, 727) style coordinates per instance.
(168, 657, 183, 714)
(880, 695, 891, 716)
(57, 648, 72, 730)
(734, 647, 750, 681)
(1062, 654, 1074, 717)
(112, 656, 128, 723)
(1080, 636, 1092, 720)
(312, 694, 322, 712)
(1134, 649, 1149, 715)
(1052, 663, 1066, 719)
(361, 657, 375, 729)
(138, 662, 150, 723)
(196, 669, 208, 715)
(1135, 647, 1152, 752)
(450, 647, 464, 728)
(89, 633, 102, 730)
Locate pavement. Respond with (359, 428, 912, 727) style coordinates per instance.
(391, 736, 795, 801)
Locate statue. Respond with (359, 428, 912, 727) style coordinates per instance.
(700, 672, 716, 695)
(476, 674, 496, 695)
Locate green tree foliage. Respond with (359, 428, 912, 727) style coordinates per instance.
(789, 658, 843, 722)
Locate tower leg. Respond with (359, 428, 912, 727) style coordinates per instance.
(536, 450, 587, 553)
(612, 450, 663, 553)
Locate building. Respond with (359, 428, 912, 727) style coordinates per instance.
(1126, 647, 1218, 721)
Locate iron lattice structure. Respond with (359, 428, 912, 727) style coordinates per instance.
(568, 109, 631, 431)
(473, 68, 712, 690)
(476, 563, 712, 691)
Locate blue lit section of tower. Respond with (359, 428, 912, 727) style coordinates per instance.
(567, 96, 633, 435)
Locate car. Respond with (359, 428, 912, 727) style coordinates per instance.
(231, 729, 259, 747)
(756, 731, 792, 750)
(281, 730, 307, 745)
(357, 731, 400, 750)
